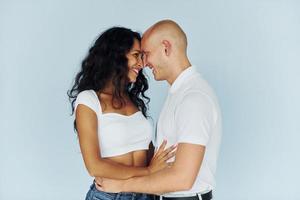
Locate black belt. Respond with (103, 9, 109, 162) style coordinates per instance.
(157, 191, 212, 200)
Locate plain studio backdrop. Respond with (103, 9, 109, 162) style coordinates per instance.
(0, 0, 299, 199)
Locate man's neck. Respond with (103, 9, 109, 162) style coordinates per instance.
(167, 60, 191, 85)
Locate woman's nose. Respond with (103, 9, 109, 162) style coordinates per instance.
(137, 54, 144, 68)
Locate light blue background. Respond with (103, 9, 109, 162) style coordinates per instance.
(1, 0, 299, 199)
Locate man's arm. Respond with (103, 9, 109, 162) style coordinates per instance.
(99, 143, 205, 194)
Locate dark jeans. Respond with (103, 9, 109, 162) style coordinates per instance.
(85, 183, 152, 200)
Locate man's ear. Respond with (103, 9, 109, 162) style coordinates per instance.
(162, 40, 171, 56)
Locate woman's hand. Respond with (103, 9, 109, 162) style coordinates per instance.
(147, 140, 177, 174)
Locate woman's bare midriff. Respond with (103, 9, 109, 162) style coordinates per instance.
(106, 150, 148, 167)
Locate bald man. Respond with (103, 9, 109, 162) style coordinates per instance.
(95, 20, 222, 200)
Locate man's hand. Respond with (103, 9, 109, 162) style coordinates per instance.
(95, 177, 125, 193)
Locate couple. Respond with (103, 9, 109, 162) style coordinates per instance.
(68, 20, 221, 200)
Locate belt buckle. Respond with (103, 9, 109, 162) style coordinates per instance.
(161, 194, 199, 199)
(196, 193, 202, 200)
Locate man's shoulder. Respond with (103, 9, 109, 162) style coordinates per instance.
(178, 74, 215, 98)
(174, 76, 220, 114)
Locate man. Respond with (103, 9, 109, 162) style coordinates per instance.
(96, 20, 222, 200)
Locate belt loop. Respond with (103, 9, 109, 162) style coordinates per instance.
(197, 193, 202, 200)
(115, 193, 121, 200)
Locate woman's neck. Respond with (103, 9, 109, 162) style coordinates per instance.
(99, 84, 127, 97)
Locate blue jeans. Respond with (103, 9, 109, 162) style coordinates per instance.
(85, 183, 152, 200)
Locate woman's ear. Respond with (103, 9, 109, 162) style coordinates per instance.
(162, 40, 171, 56)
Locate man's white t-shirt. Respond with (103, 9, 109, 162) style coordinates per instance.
(156, 66, 222, 196)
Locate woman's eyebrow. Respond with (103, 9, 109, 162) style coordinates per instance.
(131, 49, 142, 53)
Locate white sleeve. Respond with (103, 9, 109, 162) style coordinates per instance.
(175, 92, 216, 146)
(74, 90, 100, 115)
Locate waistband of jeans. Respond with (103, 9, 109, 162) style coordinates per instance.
(90, 183, 147, 197)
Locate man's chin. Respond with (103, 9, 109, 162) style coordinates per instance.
(153, 76, 163, 81)
(151, 72, 163, 81)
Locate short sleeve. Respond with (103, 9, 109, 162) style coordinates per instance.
(74, 90, 101, 115)
(175, 92, 216, 146)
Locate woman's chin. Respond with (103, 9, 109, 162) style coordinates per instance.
(128, 75, 137, 83)
(129, 78, 136, 83)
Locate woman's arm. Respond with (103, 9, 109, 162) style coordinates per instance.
(76, 104, 175, 180)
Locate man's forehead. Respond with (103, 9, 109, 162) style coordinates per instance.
(141, 36, 147, 43)
(141, 38, 149, 50)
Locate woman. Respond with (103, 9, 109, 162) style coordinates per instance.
(68, 27, 176, 200)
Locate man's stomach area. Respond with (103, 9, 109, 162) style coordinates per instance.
(105, 150, 148, 167)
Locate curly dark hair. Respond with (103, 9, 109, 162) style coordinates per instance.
(68, 27, 150, 130)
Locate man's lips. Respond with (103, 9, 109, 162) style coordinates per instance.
(146, 66, 155, 74)
(151, 68, 156, 74)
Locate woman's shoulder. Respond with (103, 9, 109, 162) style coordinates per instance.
(77, 89, 97, 98)
(75, 90, 101, 114)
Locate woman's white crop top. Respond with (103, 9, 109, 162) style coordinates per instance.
(74, 90, 153, 158)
